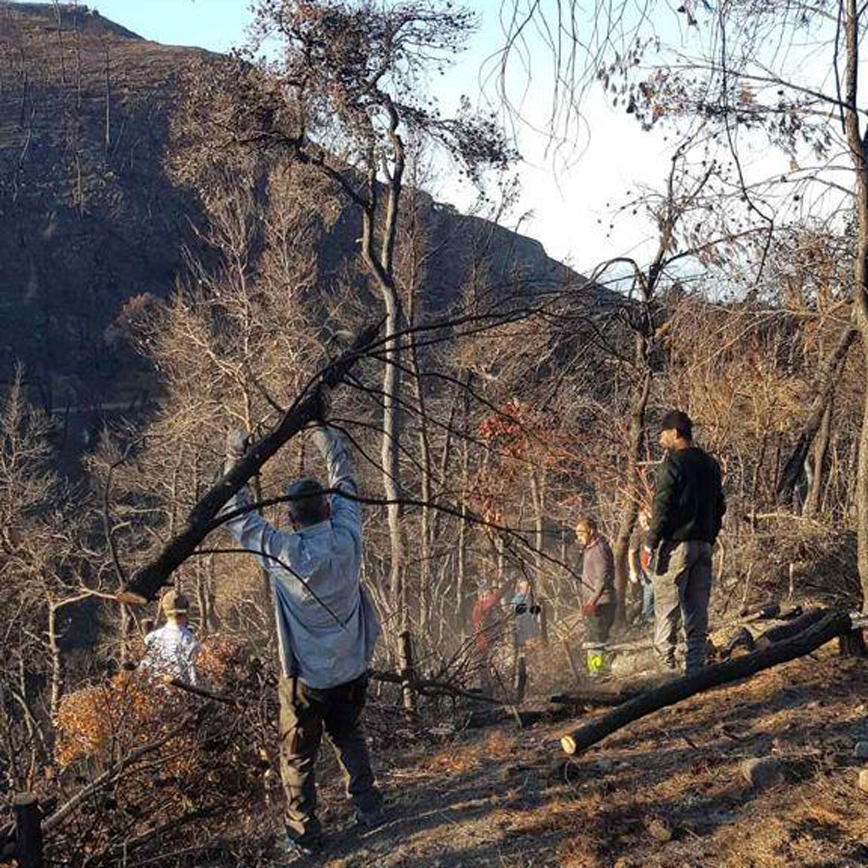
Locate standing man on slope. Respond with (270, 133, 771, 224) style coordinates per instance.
(224, 418, 383, 862)
(576, 515, 616, 677)
(644, 410, 726, 677)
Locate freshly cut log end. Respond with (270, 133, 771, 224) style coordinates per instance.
(116, 590, 148, 606)
(561, 735, 578, 755)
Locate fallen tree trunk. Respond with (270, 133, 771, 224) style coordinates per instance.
(754, 608, 826, 648)
(606, 601, 801, 659)
(117, 322, 381, 605)
(560, 608, 852, 756)
(550, 687, 646, 707)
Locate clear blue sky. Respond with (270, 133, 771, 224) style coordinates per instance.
(84, 0, 253, 52)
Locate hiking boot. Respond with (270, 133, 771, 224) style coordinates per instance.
(274, 833, 323, 866)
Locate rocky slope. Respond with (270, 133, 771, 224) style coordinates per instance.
(0, 1, 577, 408)
(322, 648, 868, 868)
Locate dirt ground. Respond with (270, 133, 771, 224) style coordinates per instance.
(307, 646, 868, 868)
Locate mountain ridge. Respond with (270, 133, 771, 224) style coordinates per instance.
(0, 0, 581, 409)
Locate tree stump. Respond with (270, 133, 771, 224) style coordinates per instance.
(13, 794, 43, 868)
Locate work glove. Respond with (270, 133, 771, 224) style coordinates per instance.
(225, 428, 249, 460)
(582, 602, 597, 617)
(628, 566, 640, 585)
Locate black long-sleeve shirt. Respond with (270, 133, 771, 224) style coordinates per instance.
(647, 445, 726, 550)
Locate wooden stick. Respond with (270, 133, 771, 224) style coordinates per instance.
(117, 322, 381, 604)
(167, 677, 239, 706)
(560, 609, 852, 756)
(398, 630, 417, 715)
(368, 669, 500, 704)
(563, 640, 583, 686)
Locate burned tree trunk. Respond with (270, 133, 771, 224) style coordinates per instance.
(117, 322, 381, 605)
(561, 609, 852, 755)
(777, 326, 856, 504)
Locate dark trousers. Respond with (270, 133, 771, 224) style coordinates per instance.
(586, 602, 616, 644)
(653, 540, 713, 675)
(278, 674, 381, 843)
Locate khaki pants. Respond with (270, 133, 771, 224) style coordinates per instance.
(652, 541, 713, 676)
(278, 674, 381, 844)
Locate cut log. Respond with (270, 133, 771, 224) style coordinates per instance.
(560, 609, 852, 755)
(550, 683, 652, 707)
(739, 601, 781, 620)
(117, 322, 381, 604)
(754, 608, 827, 648)
(720, 626, 755, 659)
(605, 603, 804, 660)
(839, 629, 867, 657)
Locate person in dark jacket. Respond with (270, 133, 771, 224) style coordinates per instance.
(644, 410, 726, 676)
(576, 515, 616, 677)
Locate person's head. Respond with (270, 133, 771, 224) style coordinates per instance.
(160, 589, 190, 626)
(286, 477, 330, 529)
(638, 508, 651, 531)
(575, 515, 599, 548)
(478, 577, 500, 598)
(659, 409, 693, 451)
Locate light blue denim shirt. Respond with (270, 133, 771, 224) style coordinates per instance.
(224, 427, 381, 689)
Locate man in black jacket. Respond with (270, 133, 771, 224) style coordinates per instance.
(644, 410, 726, 676)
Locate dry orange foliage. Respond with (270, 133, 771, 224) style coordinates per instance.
(55, 669, 166, 767)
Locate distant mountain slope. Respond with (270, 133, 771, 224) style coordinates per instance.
(0, 1, 582, 407)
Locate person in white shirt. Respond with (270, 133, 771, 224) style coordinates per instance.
(142, 589, 201, 685)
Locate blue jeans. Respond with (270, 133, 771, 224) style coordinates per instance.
(641, 579, 655, 620)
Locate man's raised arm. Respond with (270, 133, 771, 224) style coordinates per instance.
(221, 430, 287, 564)
(311, 425, 360, 532)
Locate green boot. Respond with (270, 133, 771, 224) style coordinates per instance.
(585, 643, 607, 678)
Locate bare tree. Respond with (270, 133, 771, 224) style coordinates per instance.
(171, 0, 515, 628)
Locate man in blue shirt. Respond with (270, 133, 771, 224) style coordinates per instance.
(224, 423, 382, 859)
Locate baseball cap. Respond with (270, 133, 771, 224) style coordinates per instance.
(659, 409, 693, 438)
